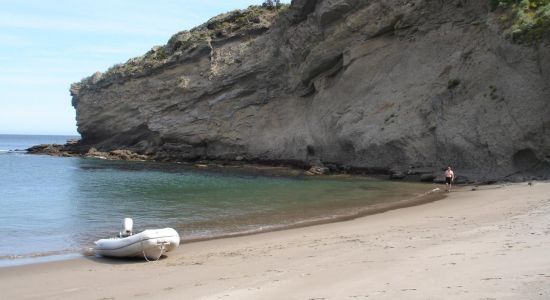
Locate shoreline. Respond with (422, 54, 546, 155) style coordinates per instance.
(24, 143, 492, 184)
(1, 183, 446, 267)
(179, 186, 446, 244)
(2, 181, 549, 299)
(26, 142, 549, 184)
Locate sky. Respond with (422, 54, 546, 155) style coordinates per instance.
(0, 0, 289, 135)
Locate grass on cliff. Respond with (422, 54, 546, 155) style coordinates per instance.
(167, 4, 289, 52)
(492, 0, 550, 42)
(89, 4, 289, 84)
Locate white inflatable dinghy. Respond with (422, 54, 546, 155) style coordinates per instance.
(94, 218, 180, 261)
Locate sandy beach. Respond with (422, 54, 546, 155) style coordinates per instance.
(1, 182, 549, 299)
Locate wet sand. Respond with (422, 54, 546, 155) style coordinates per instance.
(1, 182, 549, 299)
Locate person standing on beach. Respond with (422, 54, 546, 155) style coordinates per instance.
(445, 166, 455, 192)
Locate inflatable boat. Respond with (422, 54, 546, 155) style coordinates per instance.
(94, 218, 180, 261)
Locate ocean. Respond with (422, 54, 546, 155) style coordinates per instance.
(0, 134, 432, 267)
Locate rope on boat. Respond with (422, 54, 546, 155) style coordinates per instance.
(142, 240, 167, 262)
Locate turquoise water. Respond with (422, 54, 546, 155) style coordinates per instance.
(0, 134, 431, 267)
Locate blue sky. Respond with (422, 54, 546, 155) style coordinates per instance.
(0, 0, 289, 135)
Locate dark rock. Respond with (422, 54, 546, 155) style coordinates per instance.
(420, 174, 436, 182)
(390, 171, 406, 180)
(407, 168, 433, 175)
(26, 144, 67, 156)
(324, 163, 340, 172)
(453, 175, 471, 184)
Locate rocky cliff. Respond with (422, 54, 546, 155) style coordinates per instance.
(70, 0, 550, 181)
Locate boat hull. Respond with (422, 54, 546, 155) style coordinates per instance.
(95, 228, 180, 260)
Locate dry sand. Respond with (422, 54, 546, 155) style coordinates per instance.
(1, 182, 549, 299)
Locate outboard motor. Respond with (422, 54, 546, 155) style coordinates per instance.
(120, 218, 133, 237)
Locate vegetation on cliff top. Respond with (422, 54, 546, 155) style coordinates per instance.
(75, 4, 288, 89)
(492, 0, 550, 42)
(73, 0, 548, 94)
(165, 4, 287, 54)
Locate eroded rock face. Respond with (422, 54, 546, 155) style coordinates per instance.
(70, 0, 550, 180)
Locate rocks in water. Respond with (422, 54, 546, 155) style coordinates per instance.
(109, 149, 148, 161)
(28, 143, 149, 162)
(85, 148, 108, 159)
(85, 148, 149, 161)
(26, 144, 73, 157)
(305, 166, 330, 175)
(305, 160, 329, 176)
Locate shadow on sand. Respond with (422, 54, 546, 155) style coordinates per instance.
(83, 254, 169, 265)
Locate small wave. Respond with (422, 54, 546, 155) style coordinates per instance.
(180, 215, 352, 243)
(0, 252, 83, 268)
(0, 249, 80, 260)
(0, 149, 26, 153)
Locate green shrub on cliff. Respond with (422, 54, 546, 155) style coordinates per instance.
(492, 0, 549, 7)
(492, 0, 550, 42)
(262, 0, 283, 9)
